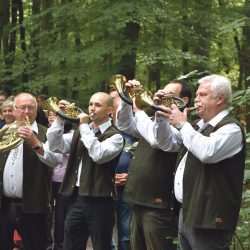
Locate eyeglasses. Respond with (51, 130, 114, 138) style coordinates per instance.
(15, 105, 36, 111)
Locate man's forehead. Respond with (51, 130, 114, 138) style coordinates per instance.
(90, 93, 108, 102)
(89, 96, 103, 104)
(163, 83, 182, 96)
(197, 82, 210, 91)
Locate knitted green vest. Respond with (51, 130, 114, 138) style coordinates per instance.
(0, 124, 51, 213)
(59, 126, 121, 199)
(123, 137, 178, 209)
(177, 115, 246, 231)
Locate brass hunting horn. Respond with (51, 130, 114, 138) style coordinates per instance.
(109, 74, 187, 111)
(109, 74, 145, 105)
(43, 97, 83, 123)
(0, 116, 30, 153)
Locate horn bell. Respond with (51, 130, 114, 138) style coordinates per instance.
(43, 97, 81, 123)
(109, 74, 133, 105)
(0, 116, 30, 154)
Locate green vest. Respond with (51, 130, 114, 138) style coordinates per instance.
(59, 126, 121, 199)
(0, 124, 52, 213)
(123, 137, 178, 209)
(178, 115, 246, 231)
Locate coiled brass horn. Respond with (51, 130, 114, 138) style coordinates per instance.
(43, 97, 83, 123)
(135, 90, 185, 112)
(109, 74, 186, 111)
(109, 74, 144, 105)
(0, 116, 30, 153)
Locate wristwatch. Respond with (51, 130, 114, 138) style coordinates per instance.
(176, 122, 186, 130)
(33, 141, 43, 150)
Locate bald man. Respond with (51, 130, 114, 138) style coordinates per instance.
(47, 92, 124, 250)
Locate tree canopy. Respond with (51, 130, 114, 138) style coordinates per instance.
(0, 0, 250, 130)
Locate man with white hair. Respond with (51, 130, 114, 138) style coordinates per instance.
(0, 92, 61, 250)
(157, 74, 246, 250)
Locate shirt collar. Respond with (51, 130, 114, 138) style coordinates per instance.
(31, 121, 39, 134)
(197, 109, 229, 130)
(90, 120, 112, 134)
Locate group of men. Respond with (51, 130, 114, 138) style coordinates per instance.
(0, 73, 246, 250)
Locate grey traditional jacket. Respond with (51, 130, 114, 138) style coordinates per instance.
(123, 137, 178, 209)
(179, 115, 246, 231)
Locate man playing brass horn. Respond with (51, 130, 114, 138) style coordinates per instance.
(46, 92, 124, 250)
(0, 93, 61, 250)
(155, 75, 246, 250)
(116, 79, 192, 250)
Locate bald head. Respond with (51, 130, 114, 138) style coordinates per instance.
(88, 92, 114, 127)
(13, 93, 37, 124)
(91, 92, 114, 108)
(14, 93, 37, 108)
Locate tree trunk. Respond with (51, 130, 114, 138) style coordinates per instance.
(0, 0, 10, 56)
(191, 0, 212, 72)
(31, 0, 41, 63)
(0, 0, 10, 89)
(119, 22, 140, 80)
(17, 0, 28, 82)
(182, 0, 189, 74)
(148, 63, 161, 91)
(0, 0, 10, 53)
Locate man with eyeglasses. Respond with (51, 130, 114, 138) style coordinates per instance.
(0, 93, 61, 250)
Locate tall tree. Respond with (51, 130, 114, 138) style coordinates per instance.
(191, 0, 213, 72)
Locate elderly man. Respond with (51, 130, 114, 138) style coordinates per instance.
(0, 93, 61, 250)
(46, 92, 124, 250)
(157, 74, 246, 250)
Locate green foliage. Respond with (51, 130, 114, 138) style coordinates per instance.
(0, 0, 249, 107)
(231, 189, 250, 249)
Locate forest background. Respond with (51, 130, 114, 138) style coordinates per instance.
(0, 0, 250, 248)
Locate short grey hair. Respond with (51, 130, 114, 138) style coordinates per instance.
(198, 74, 232, 106)
(2, 99, 14, 108)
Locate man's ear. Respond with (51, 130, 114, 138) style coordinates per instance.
(216, 94, 225, 105)
(182, 97, 189, 105)
(107, 106, 113, 116)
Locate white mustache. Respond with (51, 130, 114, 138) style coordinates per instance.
(189, 103, 203, 111)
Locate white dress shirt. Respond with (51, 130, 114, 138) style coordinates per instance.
(116, 100, 181, 152)
(174, 109, 243, 203)
(46, 117, 124, 186)
(3, 121, 61, 198)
